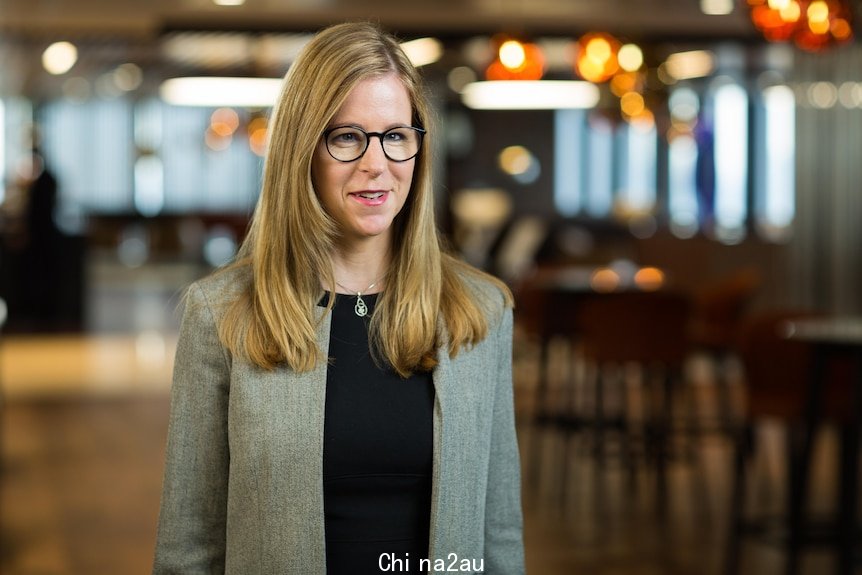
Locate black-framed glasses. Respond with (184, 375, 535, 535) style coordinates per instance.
(323, 125, 426, 163)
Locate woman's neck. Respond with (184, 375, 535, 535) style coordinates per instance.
(329, 240, 390, 294)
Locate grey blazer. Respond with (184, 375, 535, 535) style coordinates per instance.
(152, 267, 525, 574)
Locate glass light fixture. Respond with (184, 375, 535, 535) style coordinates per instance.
(160, 77, 282, 107)
(574, 32, 621, 83)
(485, 37, 545, 81)
(400, 37, 443, 67)
(42, 41, 78, 75)
(461, 81, 600, 110)
(746, 0, 853, 50)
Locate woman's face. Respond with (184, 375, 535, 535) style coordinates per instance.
(312, 73, 416, 249)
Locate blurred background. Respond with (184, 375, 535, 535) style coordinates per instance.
(1, 0, 862, 573)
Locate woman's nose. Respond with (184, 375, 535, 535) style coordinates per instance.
(356, 136, 387, 174)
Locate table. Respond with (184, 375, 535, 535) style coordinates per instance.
(785, 317, 862, 575)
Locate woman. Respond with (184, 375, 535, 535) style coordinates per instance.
(153, 22, 524, 575)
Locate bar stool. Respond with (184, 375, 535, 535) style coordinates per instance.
(725, 310, 856, 575)
(687, 268, 761, 435)
(576, 290, 693, 495)
(513, 272, 588, 492)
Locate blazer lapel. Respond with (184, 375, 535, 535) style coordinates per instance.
(428, 331, 453, 565)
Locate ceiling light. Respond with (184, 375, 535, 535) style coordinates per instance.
(486, 39, 545, 81)
(213, 0, 245, 5)
(461, 81, 600, 110)
(618, 44, 644, 72)
(42, 41, 78, 75)
(575, 32, 620, 83)
(160, 77, 283, 107)
(400, 37, 443, 67)
(499, 41, 526, 69)
(664, 50, 715, 80)
(700, 0, 734, 15)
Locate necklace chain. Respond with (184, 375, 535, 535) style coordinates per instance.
(334, 277, 382, 317)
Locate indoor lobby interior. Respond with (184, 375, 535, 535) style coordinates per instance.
(2, 1, 862, 574)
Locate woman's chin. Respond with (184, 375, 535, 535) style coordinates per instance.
(343, 220, 395, 243)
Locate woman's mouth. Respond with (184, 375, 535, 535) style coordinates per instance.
(350, 191, 389, 206)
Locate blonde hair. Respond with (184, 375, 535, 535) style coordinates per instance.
(219, 21, 512, 377)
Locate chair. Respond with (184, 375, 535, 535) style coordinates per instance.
(513, 271, 589, 491)
(688, 268, 762, 434)
(689, 268, 762, 353)
(725, 310, 856, 575)
(576, 291, 693, 494)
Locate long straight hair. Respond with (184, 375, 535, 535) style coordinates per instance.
(218, 22, 511, 377)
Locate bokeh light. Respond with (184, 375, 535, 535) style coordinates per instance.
(42, 41, 78, 75)
(248, 116, 269, 156)
(205, 128, 231, 151)
(485, 38, 545, 81)
(113, 63, 143, 92)
(610, 71, 640, 97)
(210, 108, 240, 137)
(747, 0, 853, 50)
(575, 32, 620, 83)
(448, 66, 478, 93)
(617, 44, 644, 72)
(620, 91, 645, 117)
(634, 267, 666, 291)
(497, 145, 541, 184)
(590, 268, 621, 292)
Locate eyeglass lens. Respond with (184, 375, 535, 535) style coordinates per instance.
(325, 127, 422, 162)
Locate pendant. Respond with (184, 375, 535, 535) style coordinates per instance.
(354, 295, 368, 317)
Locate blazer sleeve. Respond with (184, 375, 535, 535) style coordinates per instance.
(153, 283, 231, 574)
(484, 307, 527, 573)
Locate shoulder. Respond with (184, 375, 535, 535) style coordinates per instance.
(186, 263, 252, 319)
(444, 254, 512, 327)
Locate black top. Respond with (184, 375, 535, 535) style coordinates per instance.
(321, 292, 435, 574)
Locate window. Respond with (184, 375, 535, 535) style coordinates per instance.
(712, 80, 749, 241)
(553, 109, 584, 216)
(617, 118, 657, 213)
(758, 84, 796, 239)
(41, 98, 134, 213)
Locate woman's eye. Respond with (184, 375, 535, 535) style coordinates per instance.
(385, 131, 406, 142)
(330, 130, 363, 146)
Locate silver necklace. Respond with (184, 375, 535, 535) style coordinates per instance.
(334, 278, 380, 317)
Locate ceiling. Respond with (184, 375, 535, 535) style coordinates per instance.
(1, 0, 860, 99)
(1, 0, 760, 39)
